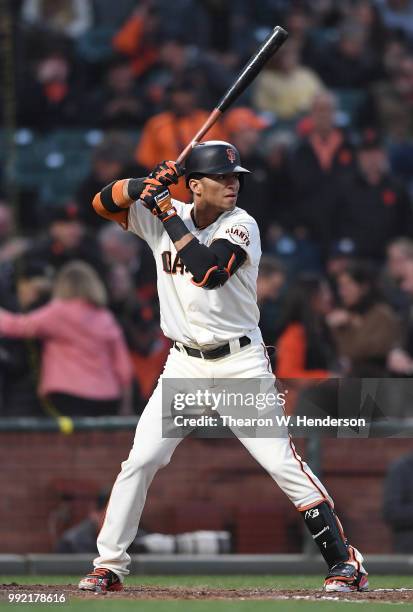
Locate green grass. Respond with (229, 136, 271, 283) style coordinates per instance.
(1, 576, 412, 611)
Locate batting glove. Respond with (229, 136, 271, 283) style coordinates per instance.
(149, 161, 183, 186)
(140, 178, 177, 221)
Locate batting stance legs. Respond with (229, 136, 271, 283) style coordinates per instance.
(82, 340, 367, 593)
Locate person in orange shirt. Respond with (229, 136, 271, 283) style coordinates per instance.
(135, 80, 228, 202)
(112, 3, 160, 80)
(274, 275, 338, 418)
(275, 275, 337, 380)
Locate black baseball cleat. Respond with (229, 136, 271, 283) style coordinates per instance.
(324, 547, 369, 592)
(78, 568, 123, 593)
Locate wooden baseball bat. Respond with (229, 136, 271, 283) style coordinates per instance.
(176, 26, 289, 165)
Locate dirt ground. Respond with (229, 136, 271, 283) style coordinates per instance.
(2, 583, 413, 604)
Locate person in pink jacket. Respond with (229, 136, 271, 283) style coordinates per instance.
(0, 260, 133, 416)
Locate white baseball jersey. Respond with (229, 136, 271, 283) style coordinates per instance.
(128, 199, 261, 348)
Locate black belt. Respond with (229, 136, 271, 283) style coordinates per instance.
(174, 336, 251, 360)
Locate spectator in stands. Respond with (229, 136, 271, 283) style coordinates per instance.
(289, 91, 355, 256)
(0, 202, 30, 264)
(383, 451, 413, 553)
(387, 256, 413, 375)
(75, 136, 146, 229)
(312, 19, 383, 88)
(334, 128, 413, 261)
(274, 275, 337, 379)
(54, 488, 144, 554)
(266, 224, 322, 280)
(327, 260, 400, 376)
(111, 0, 214, 84)
(149, 36, 235, 111)
(359, 37, 413, 182)
(107, 263, 169, 412)
(98, 224, 156, 301)
(326, 239, 358, 290)
(0, 259, 52, 417)
(19, 49, 81, 128)
(348, 0, 387, 58)
(284, 4, 317, 67)
(250, 1, 290, 27)
(308, 1, 349, 28)
(376, 0, 413, 41)
(54, 485, 229, 554)
(261, 130, 296, 234)
(382, 36, 409, 76)
(83, 55, 149, 129)
(364, 52, 413, 141)
(152, 0, 209, 48)
(380, 237, 413, 319)
(386, 238, 413, 284)
(253, 40, 324, 120)
(92, 0, 138, 29)
(0, 261, 133, 416)
(112, 0, 247, 64)
(389, 136, 413, 197)
(111, 2, 161, 81)
(27, 202, 106, 278)
(55, 489, 112, 553)
(257, 255, 286, 347)
(20, 0, 93, 39)
(135, 78, 228, 202)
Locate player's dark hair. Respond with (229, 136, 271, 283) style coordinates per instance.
(186, 173, 203, 188)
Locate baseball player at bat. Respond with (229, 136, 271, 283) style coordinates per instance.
(79, 141, 368, 594)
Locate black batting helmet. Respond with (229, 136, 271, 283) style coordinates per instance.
(184, 141, 250, 186)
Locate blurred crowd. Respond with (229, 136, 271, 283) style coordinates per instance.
(1, 0, 413, 417)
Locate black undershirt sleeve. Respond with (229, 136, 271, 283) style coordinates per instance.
(161, 213, 247, 288)
(178, 238, 247, 288)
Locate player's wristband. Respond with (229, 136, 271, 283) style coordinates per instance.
(162, 214, 190, 242)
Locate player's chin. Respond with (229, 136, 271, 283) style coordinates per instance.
(222, 195, 238, 209)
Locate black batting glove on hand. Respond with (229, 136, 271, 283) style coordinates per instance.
(140, 178, 177, 222)
(149, 161, 183, 186)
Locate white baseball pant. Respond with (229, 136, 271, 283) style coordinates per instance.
(94, 335, 332, 579)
